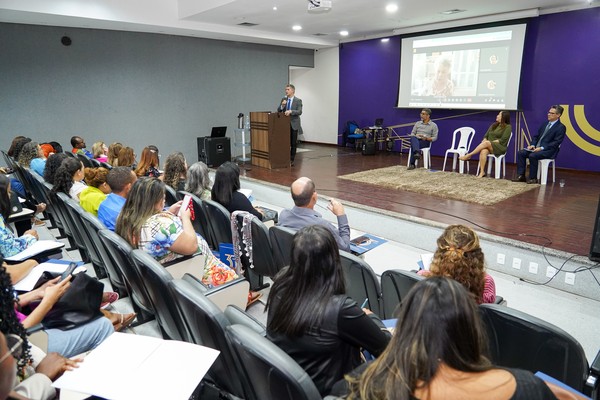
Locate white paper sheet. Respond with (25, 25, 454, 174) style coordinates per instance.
(4, 240, 64, 262)
(13, 260, 86, 292)
(53, 333, 219, 400)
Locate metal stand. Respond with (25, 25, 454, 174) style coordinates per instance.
(234, 128, 251, 169)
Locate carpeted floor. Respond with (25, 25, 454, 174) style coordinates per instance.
(339, 165, 538, 206)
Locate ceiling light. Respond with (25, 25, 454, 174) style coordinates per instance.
(292, 25, 302, 31)
(273, 6, 277, 11)
(381, 38, 390, 42)
(386, 4, 398, 13)
(340, 30, 349, 36)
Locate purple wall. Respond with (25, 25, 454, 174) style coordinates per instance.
(339, 7, 600, 172)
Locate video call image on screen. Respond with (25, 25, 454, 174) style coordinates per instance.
(398, 24, 527, 110)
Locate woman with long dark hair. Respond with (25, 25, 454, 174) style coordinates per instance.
(162, 152, 187, 192)
(266, 225, 390, 396)
(460, 111, 512, 177)
(116, 178, 237, 287)
(418, 224, 495, 304)
(347, 277, 559, 400)
(211, 161, 263, 220)
(43, 153, 69, 185)
(51, 158, 86, 200)
(0, 175, 38, 258)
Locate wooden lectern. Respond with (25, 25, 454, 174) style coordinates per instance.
(250, 111, 291, 169)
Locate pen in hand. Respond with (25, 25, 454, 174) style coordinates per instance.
(360, 298, 369, 309)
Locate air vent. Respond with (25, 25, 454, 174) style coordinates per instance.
(237, 22, 259, 27)
(313, 33, 328, 36)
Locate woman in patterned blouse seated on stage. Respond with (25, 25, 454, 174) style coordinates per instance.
(116, 177, 237, 287)
(418, 224, 496, 304)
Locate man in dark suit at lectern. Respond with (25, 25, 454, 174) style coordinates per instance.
(512, 104, 566, 184)
(277, 84, 303, 166)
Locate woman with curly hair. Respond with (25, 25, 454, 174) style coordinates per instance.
(107, 142, 123, 166)
(134, 146, 161, 178)
(163, 152, 187, 192)
(116, 178, 237, 287)
(418, 224, 495, 304)
(51, 158, 86, 201)
(17, 141, 46, 176)
(185, 161, 212, 200)
(43, 153, 69, 185)
(346, 277, 559, 400)
(79, 167, 111, 216)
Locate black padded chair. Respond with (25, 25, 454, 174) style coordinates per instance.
(380, 269, 424, 319)
(80, 212, 128, 297)
(98, 229, 154, 323)
(99, 161, 112, 170)
(177, 191, 211, 246)
(130, 249, 189, 340)
(88, 158, 101, 168)
(63, 199, 107, 278)
(233, 212, 277, 291)
(339, 250, 383, 317)
(202, 199, 233, 248)
(269, 225, 296, 271)
(169, 278, 247, 399)
(164, 185, 179, 207)
(226, 324, 322, 400)
(480, 303, 599, 397)
(76, 153, 93, 168)
(56, 192, 91, 263)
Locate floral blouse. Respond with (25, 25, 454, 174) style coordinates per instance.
(0, 214, 37, 258)
(138, 211, 237, 287)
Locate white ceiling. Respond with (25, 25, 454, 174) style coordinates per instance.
(0, 0, 596, 49)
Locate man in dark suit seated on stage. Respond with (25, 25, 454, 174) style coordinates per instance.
(278, 177, 351, 252)
(277, 84, 303, 166)
(512, 105, 566, 184)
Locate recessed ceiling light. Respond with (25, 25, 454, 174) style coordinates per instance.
(292, 25, 302, 31)
(273, 6, 277, 11)
(386, 4, 398, 13)
(381, 38, 390, 42)
(340, 30, 349, 36)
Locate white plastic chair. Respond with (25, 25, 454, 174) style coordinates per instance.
(442, 127, 475, 173)
(477, 132, 513, 179)
(406, 144, 432, 169)
(537, 159, 556, 185)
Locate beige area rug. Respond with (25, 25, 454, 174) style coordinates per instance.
(339, 166, 538, 206)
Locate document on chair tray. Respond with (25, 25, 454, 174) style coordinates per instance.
(53, 332, 220, 400)
(13, 259, 86, 292)
(4, 240, 65, 262)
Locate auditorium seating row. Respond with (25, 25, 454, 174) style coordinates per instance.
(5, 151, 598, 399)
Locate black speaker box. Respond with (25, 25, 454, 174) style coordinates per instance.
(362, 140, 376, 155)
(590, 194, 600, 262)
(197, 137, 231, 168)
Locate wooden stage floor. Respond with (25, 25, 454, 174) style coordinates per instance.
(239, 143, 600, 256)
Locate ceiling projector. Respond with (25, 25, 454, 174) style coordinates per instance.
(308, 0, 332, 13)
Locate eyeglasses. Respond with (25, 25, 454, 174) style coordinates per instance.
(0, 334, 23, 364)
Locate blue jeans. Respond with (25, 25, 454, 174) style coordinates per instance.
(409, 136, 430, 166)
(46, 316, 114, 358)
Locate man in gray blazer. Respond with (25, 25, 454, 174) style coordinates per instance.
(277, 84, 303, 165)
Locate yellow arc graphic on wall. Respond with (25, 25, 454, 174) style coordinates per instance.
(561, 104, 600, 156)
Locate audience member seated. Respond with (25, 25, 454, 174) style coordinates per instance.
(0, 260, 115, 359)
(266, 225, 391, 396)
(212, 161, 265, 220)
(51, 158, 87, 201)
(278, 176, 351, 252)
(418, 224, 496, 304)
(0, 330, 81, 400)
(2, 259, 38, 285)
(117, 146, 136, 169)
(107, 142, 123, 167)
(91, 141, 109, 163)
(116, 178, 237, 287)
(185, 161, 212, 201)
(407, 108, 438, 170)
(163, 152, 187, 192)
(0, 175, 38, 258)
(47, 141, 63, 155)
(70, 136, 93, 158)
(39, 143, 55, 159)
(459, 111, 512, 178)
(79, 167, 111, 216)
(98, 167, 137, 231)
(7, 136, 28, 159)
(134, 146, 161, 178)
(18, 142, 46, 177)
(42, 153, 69, 185)
(344, 277, 563, 400)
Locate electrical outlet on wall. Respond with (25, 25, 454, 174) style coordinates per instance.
(512, 258, 521, 269)
(546, 266, 557, 278)
(497, 253, 505, 265)
(529, 262, 538, 274)
(565, 272, 575, 285)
